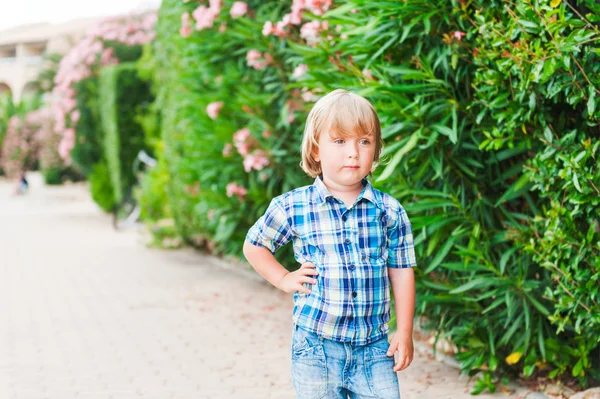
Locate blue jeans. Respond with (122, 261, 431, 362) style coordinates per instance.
(291, 325, 401, 399)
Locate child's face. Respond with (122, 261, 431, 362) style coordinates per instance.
(314, 129, 376, 189)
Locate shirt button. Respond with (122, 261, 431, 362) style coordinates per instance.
(352, 292, 357, 298)
(344, 238, 350, 245)
(349, 264, 355, 271)
(342, 215, 347, 221)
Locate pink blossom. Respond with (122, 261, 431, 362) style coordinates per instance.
(219, 22, 227, 32)
(230, 2, 248, 18)
(246, 50, 271, 70)
(226, 182, 248, 201)
(305, 0, 333, 16)
(180, 25, 193, 37)
(262, 130, 272, 138)
(300, 20, 327, 46)
(243, 150, 270, 172)
(453, 31, 466, 41)
(262, 21, 275, 36)
(274, 21, 288, 37)
(70, 110, 81, 123)
(234, 128, 251, 155)
(192, 6, 217, 30)
(233, 128, 251, 142)
(209, 0, 222, 14)
(363, 69, 374, 80)
(206, 101, 224, 119)
(292, 64, 308, 78)
(180, 12, 193, 37)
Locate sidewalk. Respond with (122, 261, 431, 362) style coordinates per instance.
(0, 174, 543, 398)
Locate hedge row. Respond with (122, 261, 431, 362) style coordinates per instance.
(141, 0, 598, 393)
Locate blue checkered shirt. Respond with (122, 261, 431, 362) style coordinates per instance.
(246, 176, 417, 346)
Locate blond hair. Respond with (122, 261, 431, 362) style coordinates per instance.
(300, 89, 382, 178)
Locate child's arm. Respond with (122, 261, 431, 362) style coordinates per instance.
(387, 267, 416, 372)
(243, 240, 318, 294)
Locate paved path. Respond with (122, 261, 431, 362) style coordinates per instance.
(0, 174, 539, 398)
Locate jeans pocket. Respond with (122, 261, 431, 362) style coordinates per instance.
(291, 329, 327, 399)
(366, 344, 400, 399)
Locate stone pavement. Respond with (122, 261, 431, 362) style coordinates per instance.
(0, 174, 542, 399)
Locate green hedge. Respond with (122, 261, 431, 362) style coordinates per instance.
(99, 62, 153, 203)
(147, 0, 599, 393)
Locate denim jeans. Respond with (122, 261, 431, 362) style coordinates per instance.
(291, 325, 401, 399)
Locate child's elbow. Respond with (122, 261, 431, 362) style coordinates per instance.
(242, 239, 255, 260)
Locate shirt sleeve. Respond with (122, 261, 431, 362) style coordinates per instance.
(386, 205, 417, 268)
(245, 198, 293, 254)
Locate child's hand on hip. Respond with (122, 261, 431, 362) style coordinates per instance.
(387, 332, 414, 372)
(277, 262, 318, 294)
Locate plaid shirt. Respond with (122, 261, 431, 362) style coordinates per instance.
(246, 176, 417, 346)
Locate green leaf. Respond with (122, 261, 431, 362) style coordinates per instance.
(425, 237, 455, 273)
(432, 124, 457, 144)
(449, 278, 493, 294)
(376, 132, 419, 182)
(573, 174, 582, 192)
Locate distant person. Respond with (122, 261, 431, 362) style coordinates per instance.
(14, 172, 29, 195)
(243, 89, 417, 398)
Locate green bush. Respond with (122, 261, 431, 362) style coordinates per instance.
(148, 0, 599, 392)
(99, 62, 153, 203)
(70, 78, 102, 176)
(43, 167, 63, 185)
(89, 161, 116, 212)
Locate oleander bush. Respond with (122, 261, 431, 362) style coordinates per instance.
(143, 0, 599, 393)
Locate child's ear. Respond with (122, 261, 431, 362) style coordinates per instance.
(313, 149, 320, 163)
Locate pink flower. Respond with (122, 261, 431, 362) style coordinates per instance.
(292, 64, 308, 78)
(180, 12, 193, 37)
(246, 49, 261, 63)
(209, 0, 222, 14)
(363, 69, 373, 80)
(300, 20, 327, 46)
(305, 0, 332, 16)
(234, 128, 252, 155)
(230, 2, 248, 18)
(262, 130, 271, 138)
(243, 150, 270, 172)
(262, 21, 275, 36)
(274, 21, 288, 37)
(233, 128, 251, 143)
(246, 50, 271, 70)
(180, 25, 193, 37)
(453, 31, 466, 41)
(192, 6, 217, 30)
(206, 101, 223, 119)
(70, 110, 81, 123)
(226, 182, 248, 201)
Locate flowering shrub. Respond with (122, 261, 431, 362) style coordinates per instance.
(0, 105, 45, 177)
(52, 12, 157, 169)
(146, 0, 600, 393)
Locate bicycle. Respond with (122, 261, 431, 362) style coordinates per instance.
(112, 149, 157, 230)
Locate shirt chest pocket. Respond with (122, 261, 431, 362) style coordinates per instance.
(358, 212, 387, 260)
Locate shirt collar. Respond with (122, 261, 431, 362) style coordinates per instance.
(313, 175, 382, 210)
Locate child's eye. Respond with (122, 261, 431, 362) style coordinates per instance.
(359, 139, 371, 145)
(333, 139, 345, 144)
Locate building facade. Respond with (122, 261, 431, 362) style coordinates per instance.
(0, 18, 102, 103)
